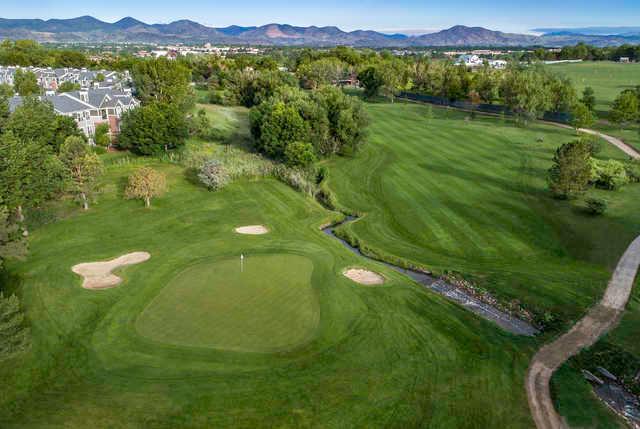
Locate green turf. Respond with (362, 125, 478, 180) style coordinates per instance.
(547, 61, 640, 114)
(1, 102, 638, 428)
(136, 254, 319, 352)
(547, 61, 640, 152)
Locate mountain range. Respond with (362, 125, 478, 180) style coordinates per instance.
(0, 16, 639, 47)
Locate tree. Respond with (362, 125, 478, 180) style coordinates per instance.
(57, 81, 81, 93)
(188, 108, 213, 140)
(0, 206, 26, 269)
(0, 131, 65, 224)
(59, 136, 103, 210)
(94, 123, 111, 148)
(0, 292, 30, 361)
(609, 89, 639, 126)
(125, 167, 167, 208)
(118, 103, 189, 155)
(198, 160, 230, 191)
(547, 139, 592, 199)
(13, 69, 39, 96)
(5, 98, 55, 147)
(500, 66, 552, 125)
(250, 101, 307, 159)
(358, 66, 384, 99)
(314, 86, 368, 156)
(284, 141, 316, 167)
(52, 115, 85, 152)
(96, 73, 105, 82)
(297, 58, 346, 89)
(581, 87, 596, 111)
(133, 58, 194, 111)
(570, 102, 596, 131)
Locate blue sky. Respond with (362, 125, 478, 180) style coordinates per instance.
(2, 0, 639, 34)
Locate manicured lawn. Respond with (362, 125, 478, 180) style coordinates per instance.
(136, 254, 319, 352)
(324, 101, 640, 426)
(547, 61, 640, 115)
(0, 154, 539, 428)
(1, 101, 638, 428)
(325, 101, 640, 322)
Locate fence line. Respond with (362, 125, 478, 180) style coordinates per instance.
(398, 92, 572, 124)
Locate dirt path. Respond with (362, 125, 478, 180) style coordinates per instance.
(526, 235, 640, 428)
(546, 123, 640, 160)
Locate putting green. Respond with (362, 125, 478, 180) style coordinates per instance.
(135, 254, 319, 352)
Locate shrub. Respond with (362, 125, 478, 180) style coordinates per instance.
(284, 141, 316, 167)
(624, 160, 640, 183)
(585, 197, 607, 215)
(198, 160, 230, 191)
(590, 158, 629, 190)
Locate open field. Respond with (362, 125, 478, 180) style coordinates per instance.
(548, 61, 640, 152)
(547, 61, 640, 114)
(1, 102, 638, 427)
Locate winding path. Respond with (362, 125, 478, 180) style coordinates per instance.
(526, 235, 640, 428)
(547, 123, 640, 160)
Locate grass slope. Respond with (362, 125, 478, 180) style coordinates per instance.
(0, 154, 538, 428)
(136, 254, 319, 352)
(1, 102, 638, 428)
(324, 101, 640, 426)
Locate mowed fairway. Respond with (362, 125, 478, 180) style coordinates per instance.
(136, 254, 319, 352)
(325, 101, 640, 426)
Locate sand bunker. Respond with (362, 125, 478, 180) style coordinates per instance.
(343, 268, 385, 285)
(234, 225, 269, 235)
(72, 252, 151, 290)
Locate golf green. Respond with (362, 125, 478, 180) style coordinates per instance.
(136, 254, 319, 352)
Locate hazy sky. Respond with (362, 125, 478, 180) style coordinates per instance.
(2, 0, 639, 34)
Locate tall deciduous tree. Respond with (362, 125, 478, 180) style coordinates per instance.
(13, 69, 39, 96)
(59, 136, 103, 210)
(133, 58, 194, 111)
(609, 89, 639, 126)
(581, 87, 596, 112)
(125, 167, 167, 208)
(118, 103, 189, 155)
(571, 102, 597, 131)
(0, 131, 64, 225)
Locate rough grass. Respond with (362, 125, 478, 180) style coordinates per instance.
(136, 254, 319, 352)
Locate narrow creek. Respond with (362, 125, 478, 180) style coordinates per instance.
(322, 216, 539, 336)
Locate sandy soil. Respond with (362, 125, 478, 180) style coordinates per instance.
(526, 235, 640, 428)
(343, 268, 385, 285)
(72, 251, 151, 290)
(234, 225, 269, 235)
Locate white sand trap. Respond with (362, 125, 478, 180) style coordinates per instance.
(343, 268, 385, 285)
(72, 252, 150, 290)
(235, 225, 269, 235)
